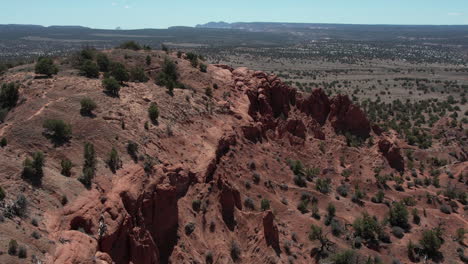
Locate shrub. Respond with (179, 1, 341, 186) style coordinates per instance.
(331, 219, 343, 237)
(108, 62, 129, 83)
(287, 159, 304, 176)
(389, 202, 409, 229)
(192, 199, 201, 212)
(392, 226, 405, 238)
(79, 60, 100, 78)
(244, 197, 255, 210)
(0, 185, 5, 201)
(10, 195, 28, 217)
(252, 173, 260, 184)
(440, 204, 451, 214)
(102, 77, 121, 96)
(371, 190, 385, 203)
(311, 204, 320, 219)
(127, 141, 138, 161)
(148, 102, 159, 124)
(186, 52, 198, 67)
(184, 222, 195, 235)
(156, 57, 179, 94)
(35, 57, 58, 77)
(205, 87, 213, 97)
(8, 239, 18, 255)
(43, 119, 72, 142)
(60, 159, 73, 177)
(79, 142, 96, 188)
(332, 250, 358, 264)
(419, 229, 443, 258)
(205, 251, 213, 264)
(0, 82, 19, 109)
(353, 212, 381, 242)
(316, 178, 331, 194)
(230, 241, 241, 262)
(0, 137, 6, 147)
(146, 55, 152, 66)
(96, 53, 110, 72)
(456, 228, 466, 242)
(161, 44, 169, 52)
(261, 199, 270, 211)
(118, 41, 141, 50)
(297, 199, 309, 214)
(412, 208, 420, 225)
(200, 63, 207, 72)
(80, 97, 97, 116)
(22, 152, 45, 185)
(336, 184, 349, 197)
(31, 231, 41, 239)
(294, 175, 307, 187)
(130, 67, 149, 82)
(107, 147, 121, 173)
(61, 195, 68, 205)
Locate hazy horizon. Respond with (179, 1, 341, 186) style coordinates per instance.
(1, 0, 467, 30)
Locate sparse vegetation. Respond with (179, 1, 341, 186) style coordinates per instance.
(79, 142, 96, 188)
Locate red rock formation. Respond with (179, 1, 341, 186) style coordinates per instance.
(263, 211, 280, 253)
(329, 95, 371, 138)
(205, 133, 237, 182)
(278, 119, 307, 144)
(378, 138, 405, 172)
(218, 178, 242, 231)
(242, 124, 264, 143)
(297, 88, 331, 125)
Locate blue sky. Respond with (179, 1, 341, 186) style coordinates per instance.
(2, 0, 468, 29)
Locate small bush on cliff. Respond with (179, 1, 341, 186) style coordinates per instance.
(389, 202, 409, 229)
(35, 57, 59, 77)
(261, 199, 270, 211)
(419, 228, 443, 259)
(185, 222, 196, 235)
(0, 185, 5, 201)
(146, 55, 152, 66)
(192, 199, 201, 212)
(130, 67, 149, 82)
(0, 82, 19, 109)
(79, 60, 100, 78)
(107, 147, 121, 173)
(79, 142, 96, 188)
(43, 119, 72, 144)
(127, 141, 139, 161)
(118, 41, 141, 51)
(0, 137, 6, 147)
(80, 97, 97, 116)
(18, 246, 27, 259)
(108, 62, 129, 83)
(102, 77, 121, 96)
(96, 53, 110, 72)
(148, 102, 159, 124)
(22, 152, 45, 185)
(230, 241, 241, 262)
(316, 178, 331, 194)
(60, 159, 73, 177)
(8, 239, 18, 255)
(200, 63, 207, 73)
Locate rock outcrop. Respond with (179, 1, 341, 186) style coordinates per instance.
(329, 95, 371, 138)
(263, 211, 280, 253)
(297, 89, 330, 125)
(218, 178, 242, 231)
(378, 138, 405, 172)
